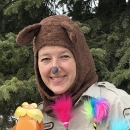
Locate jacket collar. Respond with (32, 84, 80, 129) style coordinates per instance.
(74, 82, 98, 106)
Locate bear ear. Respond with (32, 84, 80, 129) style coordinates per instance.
(16, 23, 41, 46)
(61, 21, 77, 44)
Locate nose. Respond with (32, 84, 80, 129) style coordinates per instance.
(52, 66, 58, 74)
(51, 58, 59, 74)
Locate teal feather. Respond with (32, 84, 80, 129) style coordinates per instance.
(110, 118, 129, 130)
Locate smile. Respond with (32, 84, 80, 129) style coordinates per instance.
(50, 76, 66, 83)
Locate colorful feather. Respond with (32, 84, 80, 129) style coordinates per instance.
(94, 98, 109, 122)
(83, 100, 93, 119)
(83, 98, 109, 123)
(110, 118, 129, 130)
(51, 95, 73, 129)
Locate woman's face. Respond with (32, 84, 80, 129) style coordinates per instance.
(38, 46, 76, 95)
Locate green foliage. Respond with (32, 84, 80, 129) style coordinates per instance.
(0, 77, 41, 128)
(0, 0, 55, 35)
(0, 33, 34, 79)
(90, 48, 109, 79)
(0, 76, 41, 111)
(0, 0, 130, 129)
(0, 33, 41, 128)
(78, 10, 130, 92)
(57, 0, 96, 21)
(4, 0, 43, 15)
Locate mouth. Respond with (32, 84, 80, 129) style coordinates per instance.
(50, 75, 66, 83)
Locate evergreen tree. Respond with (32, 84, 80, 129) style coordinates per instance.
(0, 0, 55, 36)
(77, 9, 130, 92)
(0, 33, 41, 128)
(0, 0, 130, 129)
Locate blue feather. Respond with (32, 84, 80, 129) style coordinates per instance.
(90, 98, 97, 115)
(110, 118, 129, 130)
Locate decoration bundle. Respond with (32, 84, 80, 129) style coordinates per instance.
(83, 98, 109, 130)
(50, 94, 129, 130)
(51, 95, 73, 130)
(83, 97, 129, 130)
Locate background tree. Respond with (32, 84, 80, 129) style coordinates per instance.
(0, 0, 57, 128)
(0, 0, 130, 129)
(0, 33, 41, 129)
(0, 0, 55, 35)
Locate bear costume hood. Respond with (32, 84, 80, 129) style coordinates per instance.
(16, 15, 98, 116)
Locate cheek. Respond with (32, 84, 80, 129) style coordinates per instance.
(67, 60, 76, 76)
(38, 63, 49, 77)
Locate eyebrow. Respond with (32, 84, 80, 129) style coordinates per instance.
(38, 53, 49, 58)
(39, 50, 70, 58)
(60, 50, 70, 54)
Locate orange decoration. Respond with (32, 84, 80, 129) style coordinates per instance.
(11, 102, 44, 130)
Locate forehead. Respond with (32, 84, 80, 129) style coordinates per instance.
(38, 46, 72, 55)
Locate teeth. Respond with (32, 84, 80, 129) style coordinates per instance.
(52, 77, 62, 80)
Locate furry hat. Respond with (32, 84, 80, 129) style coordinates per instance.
(16, 15, 98, 116)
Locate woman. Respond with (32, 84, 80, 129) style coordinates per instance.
(16, 15, 130, 130)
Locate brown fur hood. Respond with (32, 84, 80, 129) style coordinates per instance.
(16, 15, 98, 116)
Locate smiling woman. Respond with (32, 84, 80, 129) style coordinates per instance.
(16, 15, 130, 130)
(38, 46, 76, 95)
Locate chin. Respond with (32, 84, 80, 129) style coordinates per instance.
(53, 90, 66, 95)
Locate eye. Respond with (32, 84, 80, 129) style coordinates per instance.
(60, 55, 70, 59)
(41, 58, 51, 62)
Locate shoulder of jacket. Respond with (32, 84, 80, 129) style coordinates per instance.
(97, 81, 129, 96)
(97, 82, 130, 108)
(97, 81, 116, 88)
(83, 81, 129, 98)
(81, 82, 130, 108)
